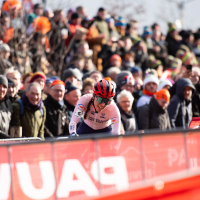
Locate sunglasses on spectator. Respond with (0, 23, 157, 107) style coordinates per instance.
(96, 96, 111, 105)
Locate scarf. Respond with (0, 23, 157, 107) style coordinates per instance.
(142, 89, 157, 97)
(21, 94, 44, 111)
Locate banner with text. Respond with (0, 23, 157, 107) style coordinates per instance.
(0, 131, 200, 200)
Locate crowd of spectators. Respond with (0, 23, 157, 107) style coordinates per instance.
(0, 1, 200, 139)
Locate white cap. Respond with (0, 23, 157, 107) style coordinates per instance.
(157, 79, 172, 91)
(143, 75, 159, 88)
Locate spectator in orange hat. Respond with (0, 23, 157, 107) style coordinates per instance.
(44, 80, 69, 137)
(109, 54, 122, 68)
(137, 89, 171, 130)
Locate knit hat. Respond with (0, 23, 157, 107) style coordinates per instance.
(46, 76, 61, 84)
(0, 75, 8, 88)
(73, 68, 83, 81)
(8, 78, 17, 87)
(142, 26, 152, 37)
(177, 51, 192, 64)
(156, 89, 170, 102)
(104, 77, 112, 81)
(110, 54, 122, 65)
(46, 78, 53, 84)
(133, 38, 142, 47)
(150, 59, 162, 69)
(145, 68, 158, 78)
(30, 72, 46, 83)
(65, 81, 78, 94)
(157, 79, 172, 91)
(62, 68, 81, 82)
(143, 75, 159, 88)
(115, 16, 126, 27)
(50, 79, 65, 88)
(116, 71, 132, 86)
(120, 75, 135, 87)
(168, 23, 176, 33)
(131, 66, 142, 74)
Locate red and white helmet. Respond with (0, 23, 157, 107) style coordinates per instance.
(93, 79, 115, 99)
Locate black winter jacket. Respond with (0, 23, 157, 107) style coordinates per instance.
(168, 78, 195, 128)
(192, 83, 200, 117)
(0, 97, 12, 137)
(44, 95, 69, 137)
(118, 105, 137, 134)
(137, 96, 171, 130)
(165, 34, 180, 56)
(64, 100, 83, 128)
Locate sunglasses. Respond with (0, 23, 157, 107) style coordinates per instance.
(96, 96, 111, 105)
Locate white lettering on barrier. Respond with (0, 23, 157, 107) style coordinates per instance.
(190, 158, 198, 169)
(168, 149, 185, 167)
(168, 149, 178, 167)
(91, 156, 129, 191)
(0, 164, 10, 200)
(16, 161, 56, 199)
(1, 157, 129, 199)
(178, 149, 185, 166)
(57, 159, 99, 198)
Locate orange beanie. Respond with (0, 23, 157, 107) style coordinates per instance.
(50, 79, 65, 87)
(156, 89, 171, 102)
(110, 54, 122, 65)
(104, 77, 112, 81)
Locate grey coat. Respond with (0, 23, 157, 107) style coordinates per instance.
(168, 78, 195, 128)
(0, 98, 12, 137)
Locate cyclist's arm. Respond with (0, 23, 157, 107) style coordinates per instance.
(110, 105, 121, 135)
(68, 95, 88, 134)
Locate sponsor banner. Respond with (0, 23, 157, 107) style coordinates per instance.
(53, 140, 99, 199)
(96, 137, 142, 194)
(142, 134, 187, 178)
(9, 143, 55, 200)
(0, 132, 200, 199)
(187, 133, 200, 169)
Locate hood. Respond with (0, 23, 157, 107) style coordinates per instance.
(176, 78, 195, 99)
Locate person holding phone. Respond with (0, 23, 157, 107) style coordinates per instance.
(69, 79, 121, 136)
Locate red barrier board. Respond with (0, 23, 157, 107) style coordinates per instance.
(142, 134, 187, 178)
(1, 132, 200, 199)
(53, 140, 98, 200)
(187, 133, 200, 169)
(0, 147, 11, 200)
(97, 137, 142, 194)
(9, 143, 55, 200)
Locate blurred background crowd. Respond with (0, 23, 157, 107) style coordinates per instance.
(0, 0, 200, 139)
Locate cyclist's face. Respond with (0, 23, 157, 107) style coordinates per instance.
(94, 96, 107, 112)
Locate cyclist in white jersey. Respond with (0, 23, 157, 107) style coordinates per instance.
(69, 79, 121, 136)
